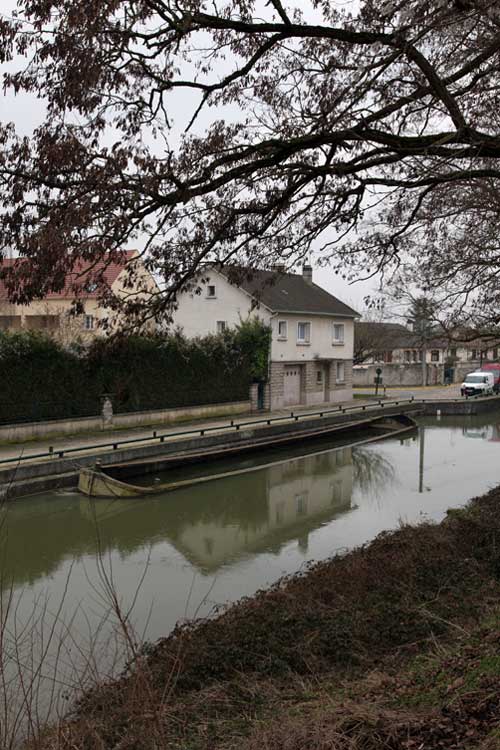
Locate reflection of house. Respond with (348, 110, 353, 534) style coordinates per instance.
(173, 447, 353, 570)
(173, 264, 358, 409)
(0, 251, 159, 339)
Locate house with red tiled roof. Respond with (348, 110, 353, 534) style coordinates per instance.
(0, 251, 159, 339)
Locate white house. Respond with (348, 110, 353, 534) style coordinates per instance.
(173, 264, 359, 410)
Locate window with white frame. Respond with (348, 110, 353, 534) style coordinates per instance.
(336, 361, 345, 383)
(316, 369, 323, 384)
(277, 320, 288, 339)
(332, 323, 344, 345)
(206, 284, 216, 298)
(297, 321, 311, 343)
(84, 315, 94, 331)
(216, 320, 227, 334)
(431, 350, 440, 362)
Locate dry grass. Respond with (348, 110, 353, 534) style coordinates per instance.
(14, 486, 500, 749)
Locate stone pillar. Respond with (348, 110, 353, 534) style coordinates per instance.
(263, 383, 271, 410)
(249, 383, 259, 411)
(269, 362, 285, 410)
(101, 396, 113, 428)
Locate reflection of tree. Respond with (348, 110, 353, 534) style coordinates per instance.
(352, 447, 396, 499)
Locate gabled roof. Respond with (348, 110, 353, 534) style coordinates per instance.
(0, 250, 137, 300)
(355, 321, 450, 349)
(220, 267, 359, 317)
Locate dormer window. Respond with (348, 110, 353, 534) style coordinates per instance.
(207, 285, 216, 298)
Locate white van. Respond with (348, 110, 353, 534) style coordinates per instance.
(460, 371, 495, 397)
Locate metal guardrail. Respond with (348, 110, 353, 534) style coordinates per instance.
(0, 398, 422, 467)
(2, 392, 494, 468)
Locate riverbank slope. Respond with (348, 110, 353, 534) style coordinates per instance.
(33, 487, 500, 749)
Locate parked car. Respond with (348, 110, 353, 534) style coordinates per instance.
(479, 362, 500, 393)
(460, 371, 495, 397)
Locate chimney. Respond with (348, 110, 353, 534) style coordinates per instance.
(302, 263, 313, 284)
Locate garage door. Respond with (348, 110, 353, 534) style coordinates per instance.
(284, 366, 301, 406)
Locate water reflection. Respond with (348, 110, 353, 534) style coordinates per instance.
(11, 409, 500, 595)
(2, 440, 404, 585)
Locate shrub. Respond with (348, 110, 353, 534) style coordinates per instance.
(0, 321, 271, 423)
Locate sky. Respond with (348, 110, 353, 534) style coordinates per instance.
(0, 0, 379, 317)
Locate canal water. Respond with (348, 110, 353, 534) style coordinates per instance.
(2, 411, 500, 726)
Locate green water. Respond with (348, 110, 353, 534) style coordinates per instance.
(2, 411, 500, 731)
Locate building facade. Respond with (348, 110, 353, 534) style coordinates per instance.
(0, 251, 158, 340)
(354, 321, 500, 386)
(173, 264, 358, 410)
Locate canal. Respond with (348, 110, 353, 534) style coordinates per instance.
(2, 410, 500, 729)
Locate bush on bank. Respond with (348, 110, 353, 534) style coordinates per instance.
(0, 319, 271, 423)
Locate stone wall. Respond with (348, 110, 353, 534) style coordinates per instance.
(353, 363, 444, 387)
(269, 362, 285, 410)
(304, 361, 325, 406)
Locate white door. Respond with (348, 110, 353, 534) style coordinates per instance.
(284, 366, 301, 406)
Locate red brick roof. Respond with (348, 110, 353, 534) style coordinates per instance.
(0, 251, 137, 300)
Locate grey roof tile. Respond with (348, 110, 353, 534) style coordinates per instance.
(221, 267, 359, 317)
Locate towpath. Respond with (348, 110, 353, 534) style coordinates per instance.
(0, 384, 460, 467)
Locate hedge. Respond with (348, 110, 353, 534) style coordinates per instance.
(0, 320, 271, 425)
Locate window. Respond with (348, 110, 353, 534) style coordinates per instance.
(384, 351, 393, 363)
(216, 320, 227, 334)
(277, 320, 288, 339)
(404, 350, 411, 362)
(332, 323, 344, 345)
(450, 348, 457, 359)
(412, 350, 418, 363)
(493, 348, 498, 360)
(297, 321, 311, 343)
(431, 350, 439, 362)
(336, 361, 345, 383)
(206, 284, 216, 298)
(470, 349, 478, 360)
(296, 493, 308, 516)
(316, 370, 323, 384)
(84, 315, 94, 331)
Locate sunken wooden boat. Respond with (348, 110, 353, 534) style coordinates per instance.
(78, 413, 417, 498)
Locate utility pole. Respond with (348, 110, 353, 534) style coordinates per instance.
(421, 327, 427, 387)
(418, 425, 425, 493)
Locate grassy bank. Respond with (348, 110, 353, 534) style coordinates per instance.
(33, 488, 500, 749)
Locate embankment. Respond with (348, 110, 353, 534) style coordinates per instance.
(31, 485, 500, 750)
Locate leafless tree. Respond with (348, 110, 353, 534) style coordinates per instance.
(1, 1, 500, 325)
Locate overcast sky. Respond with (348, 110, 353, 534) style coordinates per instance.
(0, 0, 379, 316)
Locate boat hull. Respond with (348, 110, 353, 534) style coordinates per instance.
(78, 414, 417, 498)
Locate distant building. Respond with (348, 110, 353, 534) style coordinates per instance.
(0, 251, 159, 340)
(354, 321, 500, 386)
(355, 321, 451, 366)
(173, 264, 359, 410)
